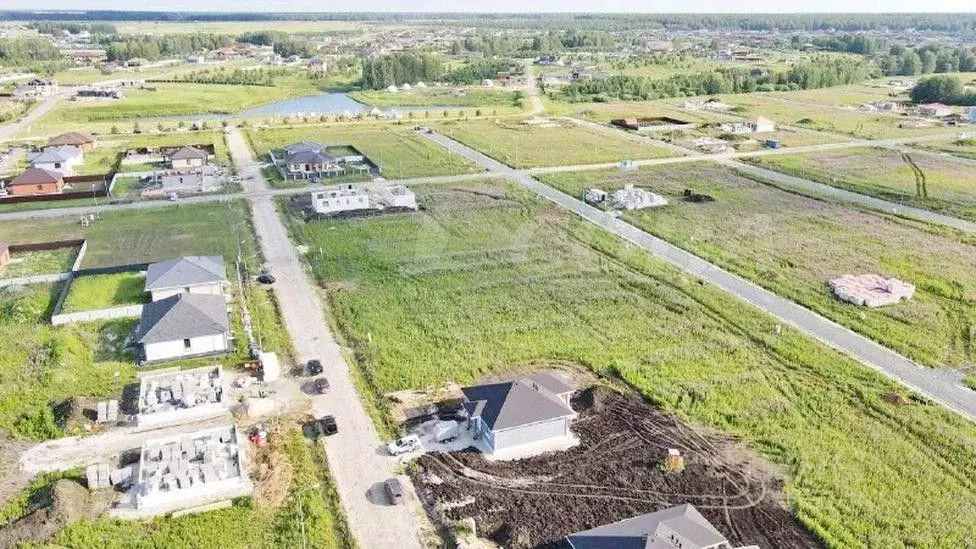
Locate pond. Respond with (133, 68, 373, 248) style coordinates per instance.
(240, 92, 370, 117)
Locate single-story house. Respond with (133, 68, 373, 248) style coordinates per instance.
(29, 145, 83, 175)
(918, 103, 953, 118)
(0, 244, 10, 273)
(462, 371, 576, 455)
(133, 293, 231, 363)
(144, 256, 228, 302)
(12, 78, 58, 99)
(744, 116, 775, 133)
(47, 131, 97, 152)
(286, 150, 342, 178)
(566, 503, 733, 549)
(166, 146, 209, 171)
(312, 184, 370, 215)
(7, 168, 65, 196)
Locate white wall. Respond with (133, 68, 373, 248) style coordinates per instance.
(171, 157, 205, 170)
(312, 192, 370, 214)
(143, 333, 229, 362)
(492, 417, 569, 452)
(150, 283, 226, 302)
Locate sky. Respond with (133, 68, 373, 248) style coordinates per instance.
(13, 0, 976, 13)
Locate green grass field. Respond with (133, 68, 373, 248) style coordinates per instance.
(0, 202, 292, 440)
(761, 83, 910, 107)
(0, 248, 79, 279)
(0, 429, 352, 548)
(247, 123, 482, 182)
(435, 117, 680, 168)
(915, 137, 976, 161)
(349, 87, 519, 108)
(61, 272, 148, 313)
(745, 147, 976, 221)
(538, 162, 976, 371)
(281, 180, 976, 546)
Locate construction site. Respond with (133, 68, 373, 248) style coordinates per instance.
(410, 386, 818, 548)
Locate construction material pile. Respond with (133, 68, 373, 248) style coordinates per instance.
(829, 274, 915, 307)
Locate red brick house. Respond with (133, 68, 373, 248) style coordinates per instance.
(8, 168, 66, 196)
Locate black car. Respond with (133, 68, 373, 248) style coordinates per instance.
(307, 359, 323, 375)
(320, 415, 338, 436)
(314, 377, 330, 394)
(384, 477, 404, 505)
(257, 274, 276, 285)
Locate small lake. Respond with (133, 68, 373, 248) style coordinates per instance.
(240, 92, 370, 117)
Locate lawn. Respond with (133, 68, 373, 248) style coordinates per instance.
(0, 248, 79, 280)
(0, 202, 292, 440)
(435, 117, 681, 168)
(538, 162, 976, 371)
(762, 82, 910, 107)
(915, 137, 976, 161)
(246, 123, 483, 182)
(349, 87, 520, 108)
(282, 180, 976, 546)
(745, 146, 976, 221)
(0, 429, 353, 549)
(61, 272, 149, 313)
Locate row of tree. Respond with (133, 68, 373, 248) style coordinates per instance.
(360, 53, 511, 89)
(0, 38, 62, 63)
(808, 35, 976, 76)
(98, 33, 235, 62)
(28, 21, 117, 35)
(559, 55, 877, 102)
(910, 75, 976, 106)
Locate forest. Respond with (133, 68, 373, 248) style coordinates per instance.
(360, 53, 511, 89)
(910, 75, 976, 106)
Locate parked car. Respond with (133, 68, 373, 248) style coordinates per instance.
(319, 415, 338, 436)
(387, 434, 421, 456)
(257, 273, 276, 285)
(313, 377, 330, 394)
(306, 359, 323, 376)
(384, 477, 404, 505)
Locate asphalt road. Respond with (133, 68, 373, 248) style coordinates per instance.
(226, 129, 427, 549)
(420, 129, 976, 422)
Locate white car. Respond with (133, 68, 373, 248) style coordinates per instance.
(387, 434, 421, 456)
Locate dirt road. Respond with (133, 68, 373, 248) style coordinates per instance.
(0, 92, 67, 142)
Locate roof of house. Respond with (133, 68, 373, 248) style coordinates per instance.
(284, 141, 325, 155)
(526, 371, 574, 395)
(747, 116, 774, 125)
(47, 131, 95, 147)
(287, 150, 336, 165)
(133, 293, 229, 344)
(144, 256, 227, 291)
(462, 372, 575, 431)
(10, 168, 64, 186)
(566, 504, 729, 549)
(167, 145, 208, 160)
(30, 145, 81, 165)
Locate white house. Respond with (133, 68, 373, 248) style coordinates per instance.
(166, 146, 209, 172)
(133, 293, 230, 363)
(462, 371, 577, 456)
(29, 145, 83, 175)
(566, 503, 735, 549)
(312, 184, 371, 215)
(745, 116, 776, 133)
(144, 256, 228, 302)
(379, 185, 418, 210)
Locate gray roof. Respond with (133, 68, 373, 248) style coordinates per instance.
(287, 150, 336, 165)
(145, 256, 226, 291)
(167, 145, 208, 160)
(462, 373, 575, 431)
(284, 141, 325, 155)
(527, 371, 574, 395)
(566, 504, 728, 549)
(30, 145, 81, 165)
(133, 293, 229, 344)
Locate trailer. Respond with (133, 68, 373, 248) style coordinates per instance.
(433, 420, 461, 443)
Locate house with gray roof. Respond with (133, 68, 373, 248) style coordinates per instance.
(566, 503, 734, 549)
(462, 371, 576, 456)
(133, 293, 231, 363)
(283, 141, 325, 155)
(29, 145, 83, 175)
(145, 256, 228, 302)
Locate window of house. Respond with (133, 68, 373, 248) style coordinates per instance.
(36, 185, 43, 191)
(183, 338, 191, 349)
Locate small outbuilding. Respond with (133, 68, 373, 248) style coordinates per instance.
(8, 168, 65, 196)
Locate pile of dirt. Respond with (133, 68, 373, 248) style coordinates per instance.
(411, 386, 820, 549)
(250, 421, 294, 509)
(0, 479, 89, 547)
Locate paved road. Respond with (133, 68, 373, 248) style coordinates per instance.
(420, 129, 976, 422)
(227, 129, 426, 549)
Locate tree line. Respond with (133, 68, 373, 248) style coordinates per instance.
(360, 53, 511, 89)
(806, 35, 976, 76)
(98, 33, 236, 62)
(28, 21, 117, 35)
(910, 75, 976, 106)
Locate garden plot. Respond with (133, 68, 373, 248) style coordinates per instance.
(285, 180, 976, 546)
(61, 272, 148, 314)
(745, 146, 976, 221)
(539, 162, 976, 371)
(435, 117, 680, 168)
(413, 386, 816, 548)
(246, 123, 482, 183)
(0, 247, 80, 280)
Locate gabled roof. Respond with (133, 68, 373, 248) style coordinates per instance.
(133, 293, 229, 344)
(167, 145, 208, 160)
(566, 504, 729, 549)
(287, 150, 336, 165)
(746, 116, 774, 125)
(145, 256, 226, 291)
(527, 371, 574, 395)
(10, 168, 63, 186)
(47, 131, 95, 147)
(284, 141, 325, 155)
(462, 374, 575, 431)
(30, 145, 81, 164)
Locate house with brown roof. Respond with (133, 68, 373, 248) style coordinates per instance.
(165, 146, 209, 172)
(7, 168, 65, 196)
(47, 131, 97, 152)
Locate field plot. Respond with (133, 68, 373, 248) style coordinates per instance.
(546, 99, 731, 125)
(762, 83, 909, 107)
(915, 137, 976, 161)
(436, 118, 680, 168)
(285, 181, 976, 546)
(247, 123, 482, 182)
(349, 87, 519, 108)
(717, 94, 952, 139)
(539, 162, 976, 370)
(0, 247, 79, 280)
(745, 146, 976, 221)
(415, 386, 815, 548)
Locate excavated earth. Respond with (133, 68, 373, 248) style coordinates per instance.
(411, 386, 821, 548)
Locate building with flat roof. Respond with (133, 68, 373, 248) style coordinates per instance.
(311, 183, 371, 215)
(136, 365, 227, 428)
